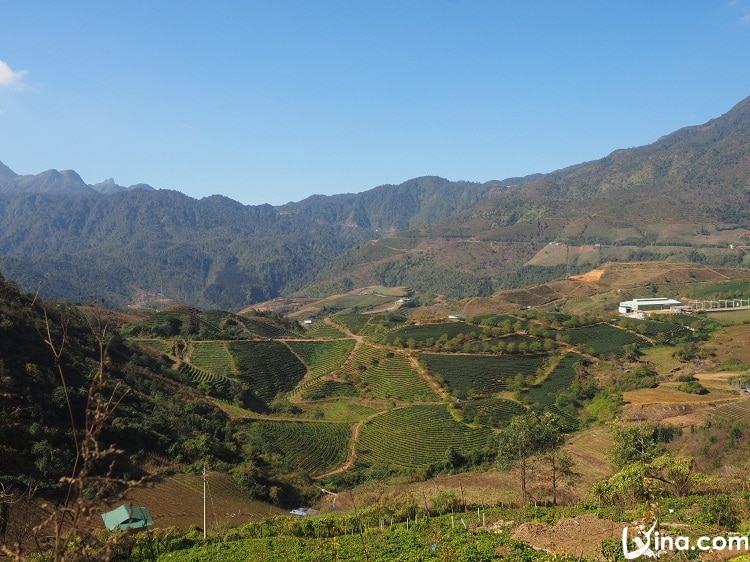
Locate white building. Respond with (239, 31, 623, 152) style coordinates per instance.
(618, 297, 683, 314)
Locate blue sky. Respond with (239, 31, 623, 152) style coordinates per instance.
(1, 1, 749, 206)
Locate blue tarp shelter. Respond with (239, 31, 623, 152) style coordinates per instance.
(101, 504, 154, 531)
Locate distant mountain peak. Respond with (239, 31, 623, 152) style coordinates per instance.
(0, 160, 18, 180)
(0, 162, 158, 196)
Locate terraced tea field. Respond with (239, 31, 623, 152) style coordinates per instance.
(356, 352, 439, 402)
(421, 353, 548, 397)
(245, 420, 351, 476)
(301, 321, 348, 339)
(287, 339, 356, 391)
(520, 352, 582, 407)
(560, 323, 650, 356)
(126, 308, 707, 487)
(178, 363, 232, 395)
(356, 405, 494, 469)
(189, 341, 237, 377)
(229, 341, 307, 403)
(460, 397, 526, 426)
(299, 380, 360, 400)
(381, 321, 483, 346)
(333, 344, 440, 402)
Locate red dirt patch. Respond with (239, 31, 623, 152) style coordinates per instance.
(570, 269, 605, 283)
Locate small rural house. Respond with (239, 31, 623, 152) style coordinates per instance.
(101, 504, 154, 531)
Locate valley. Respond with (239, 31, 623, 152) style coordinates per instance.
(2, 94, 750, 560)
(4, 260, 750, 560)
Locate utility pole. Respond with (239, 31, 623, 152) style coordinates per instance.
(203, 463, 207, 540)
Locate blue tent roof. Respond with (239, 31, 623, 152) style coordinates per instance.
(101, 504, 154, 531)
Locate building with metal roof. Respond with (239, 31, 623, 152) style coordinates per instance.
(101, 504, 154, 531)
(618, 297, 683, 314)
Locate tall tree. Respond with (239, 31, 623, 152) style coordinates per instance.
(536, 412, 568, 505)
(496, 410, 567, 502)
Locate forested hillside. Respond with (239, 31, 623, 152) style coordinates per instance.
(0, 176, 504, 310)
(304, 96, 750, 298)
(1, 96, 749, 310)
(0, 274, 245, 493)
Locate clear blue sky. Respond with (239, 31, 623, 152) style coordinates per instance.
(1, 1, 749, 206)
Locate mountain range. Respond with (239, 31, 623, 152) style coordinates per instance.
(1, 95, 749, 311)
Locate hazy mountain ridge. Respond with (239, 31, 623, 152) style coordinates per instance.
(0, 169, 505, 309)
(0, 165, 156, 195)
(1, 95, 749, 309)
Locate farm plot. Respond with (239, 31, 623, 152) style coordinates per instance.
(341, 345, 438, 402)
(617, 318, 692, 342)
(302, 321, 348, 339)
(357, 405, 494, 469)
(708, 397, 750, 424)
(287, 340, 355, 380)
(135, 338, 174, 356)
(300, 380, 359, 400)
(471, 314, 525, 327)
(237, 316, 299, 339)
(421, 353, 548, 397)
(381, 321, 482, 347)
(228, 341, 307, 403)
(331, 312, 407, 336)
(560, 323, 650, 357)
(189, 341, 237, 378)
(123, 471, 285, 530)
(520, 353, 582, 408)
(358, 353, 439, 402)
(245, 420, 351, 476)
(460, 397, 526, 426)
(178, 363, 231, 396)
(296, 399, 379, 422)
(329, 313, 371, 335)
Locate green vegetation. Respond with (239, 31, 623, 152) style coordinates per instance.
(240, 420, 351, 476)
(357, 352, 437, 402)
(4, 262, 749, 561)
(686, 279, 750, 300)
(422, 353, 548, 398)
(329, 313, 371, 334)
(677, 376, 709, 394)
(189, 341, 237, 377)
(519, 353, 582, 407)
(616, 317, 692, 344)
(299, 380, 360, 400)
(287, 339, 355, 381)
(381, 321, 482, 346)
(496, 411, 568, 502)
(229, 341, 307, 404)
(335, 344, 436, 401)
(617, 365, 659, 391)
(458, 397, 526, 426)
(150, 514, 543, 562)
(560, 323, 650, 357)
(301, 321, 347, 339)
(357, 405, 494, 469)
(331, 312, 408, 336)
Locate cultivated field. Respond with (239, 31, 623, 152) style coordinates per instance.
(123, 471, 286, 531)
